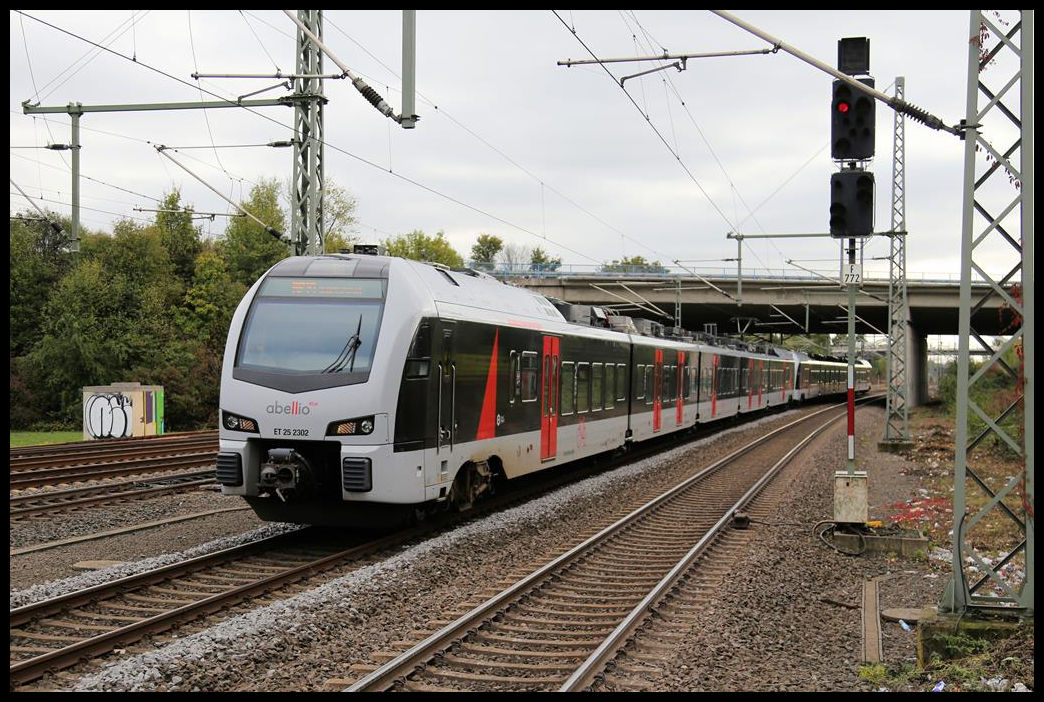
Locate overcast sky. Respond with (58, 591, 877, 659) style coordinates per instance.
(10, 10, 1020, 284)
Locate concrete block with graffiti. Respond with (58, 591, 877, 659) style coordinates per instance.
(82, 382, 164, 440)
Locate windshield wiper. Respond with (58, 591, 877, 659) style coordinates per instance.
(321, 315, 364, 374)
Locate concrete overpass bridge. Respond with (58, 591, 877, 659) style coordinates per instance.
(498, 271, 1021, 405)
(504, 272, 1018, 338)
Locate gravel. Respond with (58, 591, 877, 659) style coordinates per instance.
(70, 410, 799, 692)
(17, 404, 1031, 692)
(609, 406, 939, 691)
(10, 520, 300, 610)
(9, 486, 248, 550)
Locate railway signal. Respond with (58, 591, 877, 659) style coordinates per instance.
(831, 77, 876, 160)
(830, 169, 874, 237)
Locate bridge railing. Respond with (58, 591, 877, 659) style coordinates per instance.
(470, 261, 963, 284)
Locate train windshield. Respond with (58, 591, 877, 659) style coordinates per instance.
(235, 277, 385, 383)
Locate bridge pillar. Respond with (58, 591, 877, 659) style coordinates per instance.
(908, 327, 929, 407)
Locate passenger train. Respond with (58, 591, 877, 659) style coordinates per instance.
(217, 251, 871, 526)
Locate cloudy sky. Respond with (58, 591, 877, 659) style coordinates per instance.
(9, 10, 1018, 284)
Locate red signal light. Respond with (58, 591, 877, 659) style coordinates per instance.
(837, 101, 850, 114)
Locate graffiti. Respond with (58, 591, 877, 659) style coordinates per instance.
(84, 393, 133, 439)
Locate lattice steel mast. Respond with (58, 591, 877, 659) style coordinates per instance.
(291, 10, 326, 256)
(882, 77, 911, 446)
(941, 9, 1033, 616)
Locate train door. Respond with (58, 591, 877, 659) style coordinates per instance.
(711, 353, 718, 418)
(437, 324, 456, 453)
(540, 336, 559, 460)
(676, 351, 685, 426)
(652, 349, 663, 431)
(758, 359, 764, 408)
(747, 358, 754, 409)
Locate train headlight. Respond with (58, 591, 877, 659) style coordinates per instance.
(327, 415, 375, 436)
(222, 411, 259, 433)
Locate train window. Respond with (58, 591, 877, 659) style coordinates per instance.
(403, 321, 432, 379)
(636, 364, 646, 400)
(237, 279, 384, 379)
(591, 364, 603, 411)
(576, 363, 590, 413)
(615, 363, 627, 402)
(721, 361, 738, 399)
(544, 355, 551, 414)
(508, 351, 519, 404)
(604, 364, 615, 409)
(700, 355, 713, 399)
(644, 365, 654, 405)
(560, 362, 575, 415)
(520, 351, 539, 403)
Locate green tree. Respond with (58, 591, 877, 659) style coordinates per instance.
(166, 244, 247, 428)
(221, 178, 290, 287)
(9, 210, 73, 358)
(22, 226, 181, 425)
(9, 210, 75, 428)
(470, 233, 503, 271)
(384, 229, 463, 267)
(782, 334, 832, 355)
(530, 246, 562, 273)
(176, 246, 247, 347)
(599, 255, 668, 275)
(322, 181, 359, 248)
(323, 231, 353, 254)
(153, 189, 202, 284)
(282, 177, 358, 252)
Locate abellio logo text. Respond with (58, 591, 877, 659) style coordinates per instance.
(266, 401, 311, 415)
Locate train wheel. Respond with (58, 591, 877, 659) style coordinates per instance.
(448, 460, 493, 512)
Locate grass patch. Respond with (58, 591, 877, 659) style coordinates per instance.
(858, 663, 889, 685)
(10, 431, 83, 448)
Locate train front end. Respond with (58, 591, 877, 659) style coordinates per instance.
(216, 254, 430, 527)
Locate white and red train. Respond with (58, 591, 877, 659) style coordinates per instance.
(217, 252, 871, 526)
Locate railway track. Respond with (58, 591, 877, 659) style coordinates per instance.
(10, 454, 218, 491)
(9, 470, 217, 520)
(10, 432, 217, 472)
(346, 400, 864, 692)
(8, 435, 625, 687)
(9, 401, 870, 689)
(9, 528, 378, 686)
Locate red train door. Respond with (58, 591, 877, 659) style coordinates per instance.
(747, 358, 754, 409)
(540, 336, 559, 460)
(711, 354, 718, 418)
(676, 351, 685, 426)
(760, 359, 768, 409)
(653, 349, 663, 432)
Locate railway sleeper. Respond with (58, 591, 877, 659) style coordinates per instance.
(474, 631, 605, 648)
(440, 652, 577, 674)
(460, 643, 590, 659)
(419, 666, 564, 686)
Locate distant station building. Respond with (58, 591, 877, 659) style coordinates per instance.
(82, 382, 165, 440)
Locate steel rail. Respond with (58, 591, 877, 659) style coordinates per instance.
(559, 407, 849, 690)
(10, 453, 216, 489)
(346, 398, 868, 692)
(10, 528, 411, 685)
(9, 472, 216, 518)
